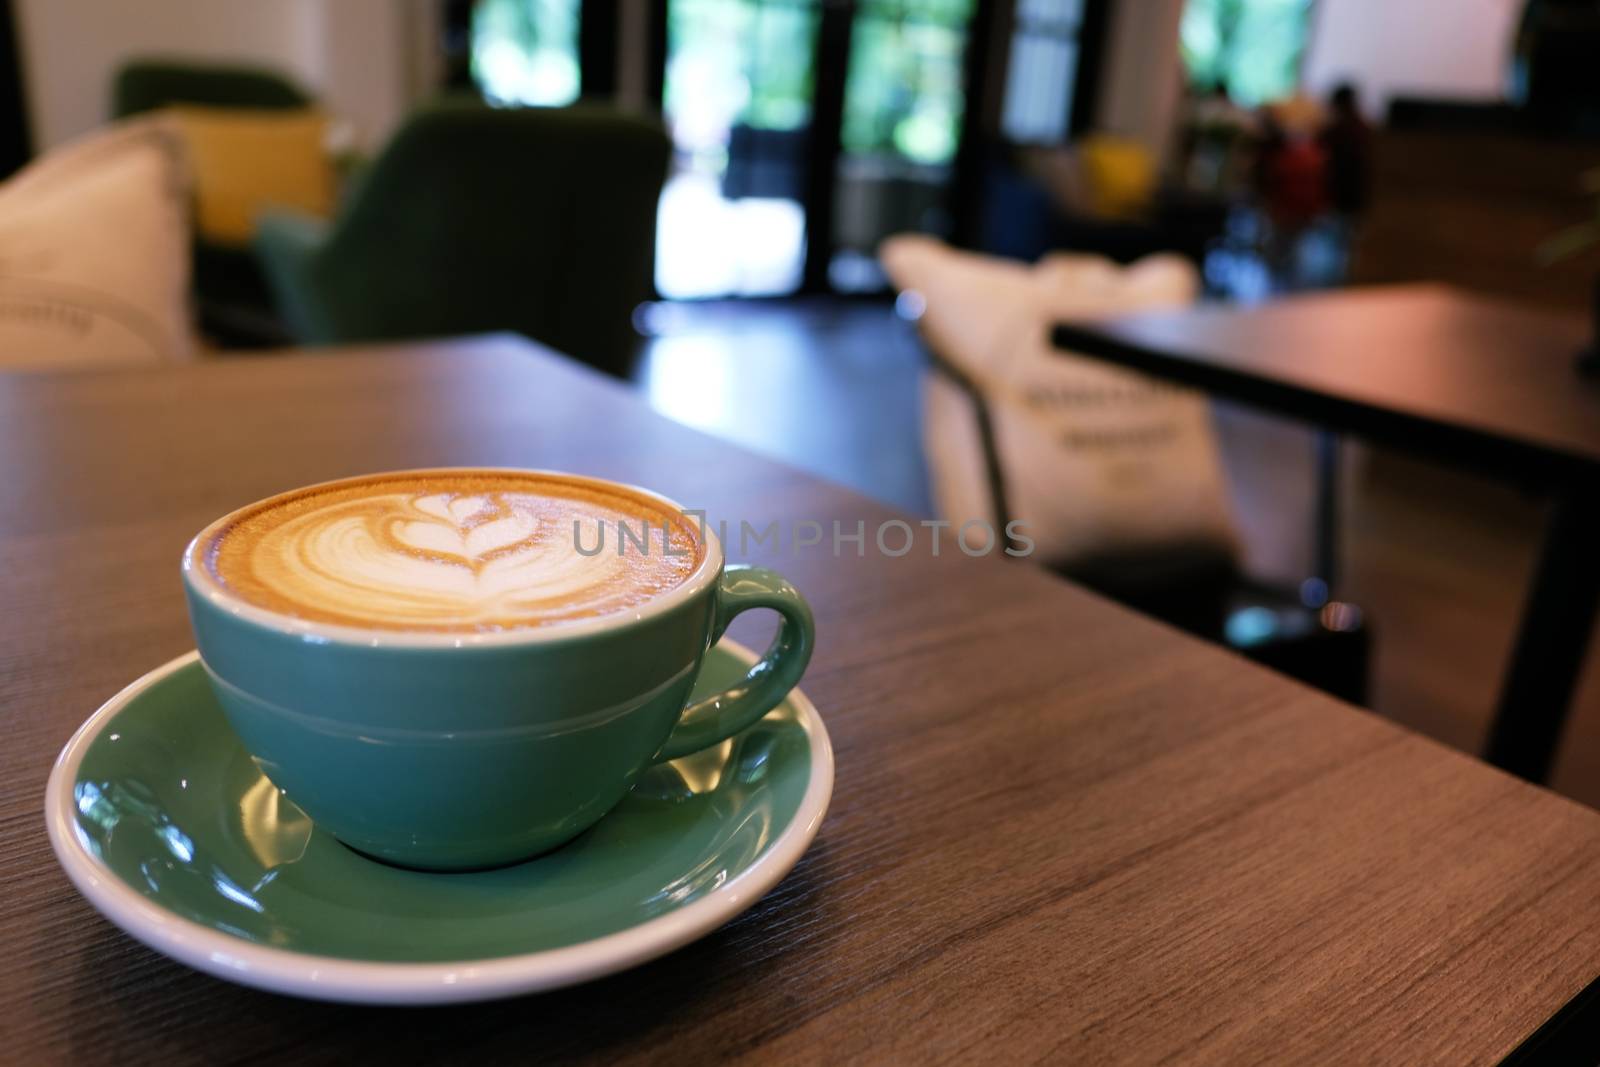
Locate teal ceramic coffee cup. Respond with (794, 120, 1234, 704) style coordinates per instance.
(181, 471, 814, 871)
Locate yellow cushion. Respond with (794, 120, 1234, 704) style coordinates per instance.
(1078, 135, 1155, 220)
(168, 106, 334, 245)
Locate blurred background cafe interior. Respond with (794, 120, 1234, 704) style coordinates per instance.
(6, 0, 1600, 1049)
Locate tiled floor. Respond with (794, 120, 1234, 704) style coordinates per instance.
(635, 297, 1600, 810)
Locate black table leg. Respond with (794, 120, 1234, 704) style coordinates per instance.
(1484, 488, 1600, 782)
(1313, 429, 1341, 594)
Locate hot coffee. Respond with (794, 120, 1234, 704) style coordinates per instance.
(183, 467, 814, 869)
(200, 470, 703, 633)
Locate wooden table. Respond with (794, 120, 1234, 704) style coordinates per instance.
(6, 336, 1600, 1064)
(1053, 286, 1600, 785)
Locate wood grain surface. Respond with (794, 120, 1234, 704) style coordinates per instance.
(1350, 130, 1600, 315)
(5, 337, 1600, 1065)
(1053, 285, 1600, 487)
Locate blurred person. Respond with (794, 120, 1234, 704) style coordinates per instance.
(1319, 83, 1371, 222)
(1253, 96, 1328, 277)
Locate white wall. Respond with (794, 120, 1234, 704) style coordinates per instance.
(313, 0, 412, 148)
(1088, 0, 1524, 153)
(1303, 0, 1524, 114)
(1095, 0, 1188, 161)
(14, 0, 433, 152)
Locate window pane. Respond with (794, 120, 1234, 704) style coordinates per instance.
(473, 0, 581, 107)
(841, 0, 975, 166)
(833, 0, 976, 290)
(1180, 0, 1314, 106)
(1002, 36, 1077, 143)
(658, 0, 822, 298)
(1016, 0, 1084, 29)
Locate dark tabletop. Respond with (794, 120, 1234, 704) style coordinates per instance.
(6, 337, 1600, 1064)
(1052, 285, 1600, 486)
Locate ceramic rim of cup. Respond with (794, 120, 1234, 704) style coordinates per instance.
(180, 467, 726, 649)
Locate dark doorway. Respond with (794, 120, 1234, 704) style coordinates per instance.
(0, 0, 32, 179)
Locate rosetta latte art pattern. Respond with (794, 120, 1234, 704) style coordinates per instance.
(204, 473, 704, 632)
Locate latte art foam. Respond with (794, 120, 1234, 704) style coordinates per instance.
(203, 472, 705, 632)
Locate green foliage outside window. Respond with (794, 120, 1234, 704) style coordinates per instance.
(1180, 0, 1314, 106)
(476, 0, 974, 167)
(841, 0, 973, 165)
(666, 0, 819, 132)
(473, 0, 581, 107)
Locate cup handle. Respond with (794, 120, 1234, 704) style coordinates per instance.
(655, 565, 815, 762)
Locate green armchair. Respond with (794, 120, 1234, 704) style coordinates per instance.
(256, 101, 672, 378)
(112, 59, 312, 118)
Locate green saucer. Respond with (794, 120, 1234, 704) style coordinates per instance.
(46, 641, 832, 1004)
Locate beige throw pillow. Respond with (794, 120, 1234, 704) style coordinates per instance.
(882, 236, 1238, 567)
(0, 116, 196, 371)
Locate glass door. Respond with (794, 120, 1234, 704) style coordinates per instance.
(465, 1, 1002, 297)
(829, 0, 977, 291)
(472, 0, 583, 107)
(658, 0, 822, 298)
(658, 0, 983, 297)
(1179, 0, 1316, 105)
